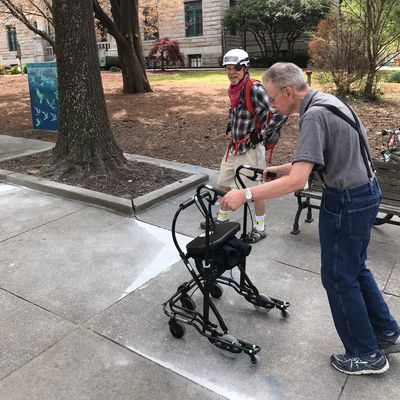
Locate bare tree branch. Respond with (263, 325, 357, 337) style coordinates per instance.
(0, 0, 55, 49)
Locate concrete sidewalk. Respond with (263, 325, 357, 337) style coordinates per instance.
(0, 135, 399, 400)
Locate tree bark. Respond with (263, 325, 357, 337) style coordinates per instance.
(46, 0, 126, 179)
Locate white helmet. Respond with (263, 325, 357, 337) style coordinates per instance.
(222, 49, 250, 69)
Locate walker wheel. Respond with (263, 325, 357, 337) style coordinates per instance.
(250, 354, 260, 366)
(169, 318, 186, 339)
(254, 295, 274, 313)
(216, 334, 241, 359)
(210, 283, 224, 299)
(180, 295, 196, 311)
(281, 309, 290, 318)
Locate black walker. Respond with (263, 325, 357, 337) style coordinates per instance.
(163, 165, 290, 364)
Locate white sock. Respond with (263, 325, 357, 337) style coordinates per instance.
(255, 214, 265, 232)
(217, 209, 229, 221)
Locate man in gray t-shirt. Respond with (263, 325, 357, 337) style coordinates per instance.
(295, 91, 372, 189)
(221, 62, 400, 375)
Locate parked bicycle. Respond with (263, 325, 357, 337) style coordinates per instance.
(380, 128, 400, 163)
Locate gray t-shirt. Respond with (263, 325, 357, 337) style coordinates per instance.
(292, 91, 373, 189)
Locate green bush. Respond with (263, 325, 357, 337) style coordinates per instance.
(0, 64, 5, 75)
(106, 56, 120, 69)
(7, 65, 20, 75)
(22, 64, 27, 74)
(109, 66, 121, 72)
(251, 51, 309, 68)
(387, 71, 400, 83)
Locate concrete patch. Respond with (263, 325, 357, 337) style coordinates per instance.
(87, 258, 346, 400)
(0, 289, 76, 380)
(0, 328, 226, 400)
(0, 184, 85, 242)
(0, 135, 54, 162)
(0, 205, 191, 324)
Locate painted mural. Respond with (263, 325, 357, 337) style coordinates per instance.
(26, 62, 58, 132)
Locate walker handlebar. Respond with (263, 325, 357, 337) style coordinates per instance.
(180, 191, 210, 210)
(196, 184, 226, 201)
(235, 165, 277, 188)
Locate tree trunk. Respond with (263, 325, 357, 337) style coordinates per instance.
(118, 39, 150, 93)
(108, 0, 151, 94)
(46, 0, 126, 179)
(364, 68, 376, 98)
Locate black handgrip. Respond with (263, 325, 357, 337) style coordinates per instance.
(208, 185, 227, 198)
(242, 167, 276, 179)
(180, 191, 210, 210)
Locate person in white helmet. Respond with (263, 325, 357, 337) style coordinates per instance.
(201, 48, 286, 242)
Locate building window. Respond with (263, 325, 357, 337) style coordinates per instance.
(143, 6, 159, 41)
(6, 25, 17, 51)
(188, 54, 202, 68)
(185, 1, 203, 37)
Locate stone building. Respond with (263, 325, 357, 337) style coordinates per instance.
(0, 0, 311, 69)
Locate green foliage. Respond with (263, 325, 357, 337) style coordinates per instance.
(309, 13, 368, 96)
(251, 50, 309, 68)
(224, 0, 331, 59)
(340, 0, 400, 97)
(0, 65, 5, 75)
(106, 56, 121, 69)
(22, 64, 27, 74)
(109, 66, 121, 72)
(387, 71, 400, 83)
(7, 66, 20, 75)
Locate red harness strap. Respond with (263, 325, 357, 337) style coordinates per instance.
(244, 80, 275, 164)
(225, 136, 249, 161)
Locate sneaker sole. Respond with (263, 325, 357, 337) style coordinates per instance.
(331, 359, 389, 375)
(383, 343, 400, 355)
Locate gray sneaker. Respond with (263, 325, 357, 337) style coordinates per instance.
(330, 352, 389, 375)
(378, 331, 400, 354)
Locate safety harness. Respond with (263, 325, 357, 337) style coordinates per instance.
(226, 78, 275, 163)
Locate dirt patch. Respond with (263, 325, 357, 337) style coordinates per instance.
(0, 72, 399, 197)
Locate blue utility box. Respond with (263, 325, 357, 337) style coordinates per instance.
(26, 62, 58, 132)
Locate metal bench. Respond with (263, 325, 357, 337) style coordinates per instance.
(291, 160, 400, 234)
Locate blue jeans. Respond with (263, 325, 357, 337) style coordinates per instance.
(319, 178, 398, 357)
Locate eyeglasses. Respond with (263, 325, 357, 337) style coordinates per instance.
(268, 86, 288, 104)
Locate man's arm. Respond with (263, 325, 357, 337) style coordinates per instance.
(252, 83, 287, 140)
(220, 161, 314, 211)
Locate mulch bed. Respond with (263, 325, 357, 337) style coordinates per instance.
(0, 150, 189, 199)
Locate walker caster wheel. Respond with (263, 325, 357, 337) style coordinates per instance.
(180, 295, 196, 311)
(169, 318, 186, 339)
(254, 295, 274, 313)
(250, 354, 260, 365)
(281, 309, 290, 318)
(210, 283, 224, 299)
(215, 334, 241, 359)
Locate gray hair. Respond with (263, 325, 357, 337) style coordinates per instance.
(262, 62, 307, 90)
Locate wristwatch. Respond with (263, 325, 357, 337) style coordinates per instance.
(245, 188, 253, 202)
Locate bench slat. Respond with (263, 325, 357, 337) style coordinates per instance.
(293, 161, 400, 232)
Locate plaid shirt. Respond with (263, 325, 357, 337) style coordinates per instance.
(227, 74, 286, 155)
